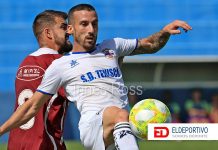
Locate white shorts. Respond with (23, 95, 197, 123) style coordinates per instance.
(78, 104, 131, 150)
(79, 109, 116, 150)
(79, 109, 105, 150)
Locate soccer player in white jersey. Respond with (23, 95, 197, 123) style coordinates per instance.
(0, 4, 192, 150)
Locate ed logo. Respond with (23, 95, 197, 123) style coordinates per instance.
(154, 127, 169, 138)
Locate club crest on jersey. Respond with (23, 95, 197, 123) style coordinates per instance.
(70, 60, 79, 68)
(102, 48, 115, 59)
(16, 65, 45, 81)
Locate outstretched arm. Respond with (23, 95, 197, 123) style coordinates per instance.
(0, 92, 51, 136)
(131, 20, 192, 55)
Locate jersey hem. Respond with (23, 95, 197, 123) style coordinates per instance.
(36, 89, 54, 96)
(134, 38, 138, 50)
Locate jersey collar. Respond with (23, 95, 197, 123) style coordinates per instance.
(30, 48, 59, 56)
(68, 46, 97, 55)
(71, 49, 95, 54)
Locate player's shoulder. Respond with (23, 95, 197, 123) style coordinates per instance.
(20, 54, 60, 69)
(48, 53, 72, 67)
(96, 38, 117, 50)
(21, 48, 60, 63)
(30, 47, 59, 56)
(98, 38, 127, 48)
(99, 38, 121, 45)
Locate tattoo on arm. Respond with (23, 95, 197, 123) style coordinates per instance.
(131, 30, 170, 55)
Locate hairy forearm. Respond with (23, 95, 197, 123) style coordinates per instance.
(131, 30, 170, 55)
(0, 100, 37, 135)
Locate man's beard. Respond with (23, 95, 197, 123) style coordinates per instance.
(58, 41, 73, 54)
(79, 36, 97, 51)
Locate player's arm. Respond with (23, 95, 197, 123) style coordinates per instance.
(0, 91, 51, 136)
(130, 20, 192, 55)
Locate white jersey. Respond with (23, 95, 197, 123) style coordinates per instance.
(37, 38, 137, 117)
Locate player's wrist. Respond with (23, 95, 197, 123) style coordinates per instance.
(160, 29, 171, 36)
(0, 127, 2, 136)
(0, 126, 6, 137)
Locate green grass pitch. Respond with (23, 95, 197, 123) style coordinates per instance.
(1, 141, 218, 150)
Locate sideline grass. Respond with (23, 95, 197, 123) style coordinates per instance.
(1, 141, 218, 150)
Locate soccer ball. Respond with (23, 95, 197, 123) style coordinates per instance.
(129, 98, 171, 140)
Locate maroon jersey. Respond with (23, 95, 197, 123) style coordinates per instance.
(8, 48, 68, 150)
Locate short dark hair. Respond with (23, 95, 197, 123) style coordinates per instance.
(68, 4, 96, 24)
(33, 10, 67, 39)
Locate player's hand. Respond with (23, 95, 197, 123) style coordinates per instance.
(162, 20, 192, 35)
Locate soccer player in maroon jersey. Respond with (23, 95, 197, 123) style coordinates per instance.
(7, 10, 72, 150)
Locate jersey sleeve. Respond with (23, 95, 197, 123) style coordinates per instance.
(114, 38, 138, 57)
(37, 61, 62, 95)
